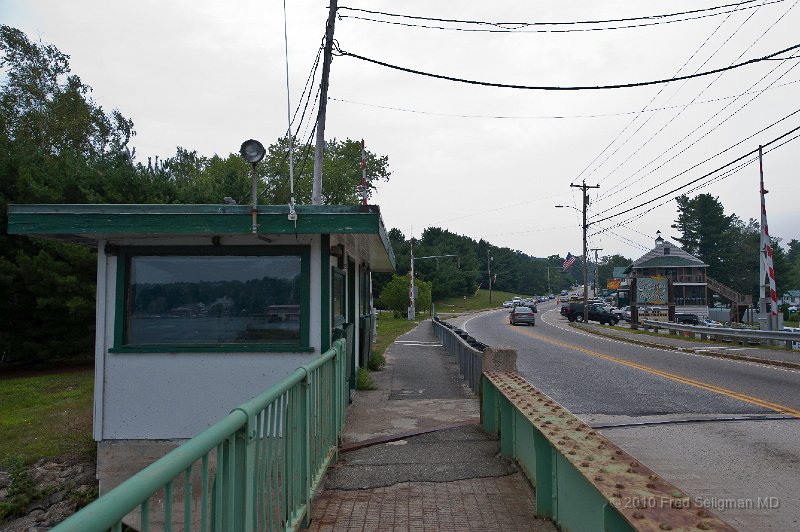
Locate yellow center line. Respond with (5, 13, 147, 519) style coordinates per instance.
(507, 321, 800, 419)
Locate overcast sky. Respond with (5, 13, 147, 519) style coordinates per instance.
(5, 0, 799, 261)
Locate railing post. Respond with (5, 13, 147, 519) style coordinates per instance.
(481, 375, 499, 434)
(300, 370, 311, 528)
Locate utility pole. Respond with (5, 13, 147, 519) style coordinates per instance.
(545, 267, 559, 295)
(487, 251, 493, 305)
(312, 0, 338, 205)
(590, 248, 603, 298)
(409, 253, 459, 320)
(570, 181, 600, 323)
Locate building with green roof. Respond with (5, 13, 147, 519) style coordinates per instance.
(626, 231, 709, 315)
(8, 202, 395, 496)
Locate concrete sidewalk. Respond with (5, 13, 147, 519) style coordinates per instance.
(303, 321, 555, 531)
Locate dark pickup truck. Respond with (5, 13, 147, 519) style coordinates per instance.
(674, 313, 700, 325)
(564, 303, 619, 325)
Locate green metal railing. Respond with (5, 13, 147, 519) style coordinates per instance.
(482, 372, 735, 532)
(54, 339, 347, 532)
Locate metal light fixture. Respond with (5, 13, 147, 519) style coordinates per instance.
(240, 139, 266, 165)
(241, 139, 266, 235)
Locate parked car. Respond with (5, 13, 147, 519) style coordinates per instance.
(510, 306, 536, 326)
(674, 313, 700, 325)
(782, 327, 800, 349)
(564, 303, 619, 325)
(701, 318, 723, 327)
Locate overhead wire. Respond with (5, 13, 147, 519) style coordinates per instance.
(573, 5, 741, 185)
(590, 60, 800, 218)
(592, 0, 799, 199)
(587, 124, 800, 228)
(337, 1, 777, 29)
(333, 42, 800, 91)
(327, 79, 799, 120)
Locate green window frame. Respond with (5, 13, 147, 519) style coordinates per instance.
(332, 267, 346, 327)
(111, 245, 311, 353)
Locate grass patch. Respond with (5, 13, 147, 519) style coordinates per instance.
(435, 288, 530, 312)
(356, 368, 376, 390)
(372, 311, 419, 362)
(0, 367, 94, 467)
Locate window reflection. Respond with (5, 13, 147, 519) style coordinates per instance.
(126, 255, 301, 345)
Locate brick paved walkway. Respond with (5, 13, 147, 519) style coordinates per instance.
(306, 474, 553, 531)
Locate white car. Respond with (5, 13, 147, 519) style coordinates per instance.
(701, 318, 723, 327)
(502, 300, 513, 308)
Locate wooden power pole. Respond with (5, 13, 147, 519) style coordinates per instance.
(312, 0, 338, 205)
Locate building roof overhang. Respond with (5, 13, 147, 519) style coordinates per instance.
(7, 203, 396, 272)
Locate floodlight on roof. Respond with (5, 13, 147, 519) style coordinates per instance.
(240, 139, 266, 165)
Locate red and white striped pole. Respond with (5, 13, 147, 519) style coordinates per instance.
(759, 146, 779, 329)
(360, 139, 368, 205)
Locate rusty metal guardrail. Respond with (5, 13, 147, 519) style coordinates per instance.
(432, 316, 485, 393)
(482, 372, 734, 532)
(642, 319, 800, 350)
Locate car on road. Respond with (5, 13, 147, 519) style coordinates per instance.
(560, 290, 569, 296)
(502, 300, 513, 308)
(674, 313, 700, 325)
(564, 303, 619, 325)
(701, 318, 723, 327)
(510, 306, 536, 326)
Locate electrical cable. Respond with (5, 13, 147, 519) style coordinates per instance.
(338, 1, 775, 28)
(592, 0, 799, 197)
(573, 5, 741, 185)
(337, 4, 787, 34)
(591, 61, 800, 217)
(587, 126, 800, 232)
(589, 155, 759, 237)
(290, 43, 324, 131)
(328, 79, 799, 120)
(333, 42, 800, 90)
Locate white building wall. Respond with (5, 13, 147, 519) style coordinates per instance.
(95, 235, 323, 441)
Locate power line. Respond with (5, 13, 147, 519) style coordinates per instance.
(338, 1, 777, 29)
(591, 59, 800, 215)
(591, 0, 799, 195)
(588, 124, 800, 226)
(590, 154, 761, 238)
(328, 80, 799, 119)
(334, 42, 800, 90)
(573, 5, 742, 184)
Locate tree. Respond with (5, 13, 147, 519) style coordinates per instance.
(378, 274, 432, 316)
(1, 25, 139, 362)
(262, 137, 390, 205)
(671, 194, 735, 282)
(597, 254, 632, 289)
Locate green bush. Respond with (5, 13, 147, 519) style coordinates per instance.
(368, 352, 386, 371)
(0, 457, 39, 520)
(356, 368, 376, 390)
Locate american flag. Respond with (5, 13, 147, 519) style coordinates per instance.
(562, 253, 577, 271)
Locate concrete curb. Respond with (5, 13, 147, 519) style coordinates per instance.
(570, 322, 800, 370)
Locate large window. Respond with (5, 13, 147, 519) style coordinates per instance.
(115, 247, 309, 351)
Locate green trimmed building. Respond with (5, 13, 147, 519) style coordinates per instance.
(626, 232, 709, 316)
(8, 203, 395, 494)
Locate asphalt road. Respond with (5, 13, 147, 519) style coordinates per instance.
(453, 300, 800, 531)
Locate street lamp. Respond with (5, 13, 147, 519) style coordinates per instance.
(556, 182, 599, 324)
(240, 139, 266, 234)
